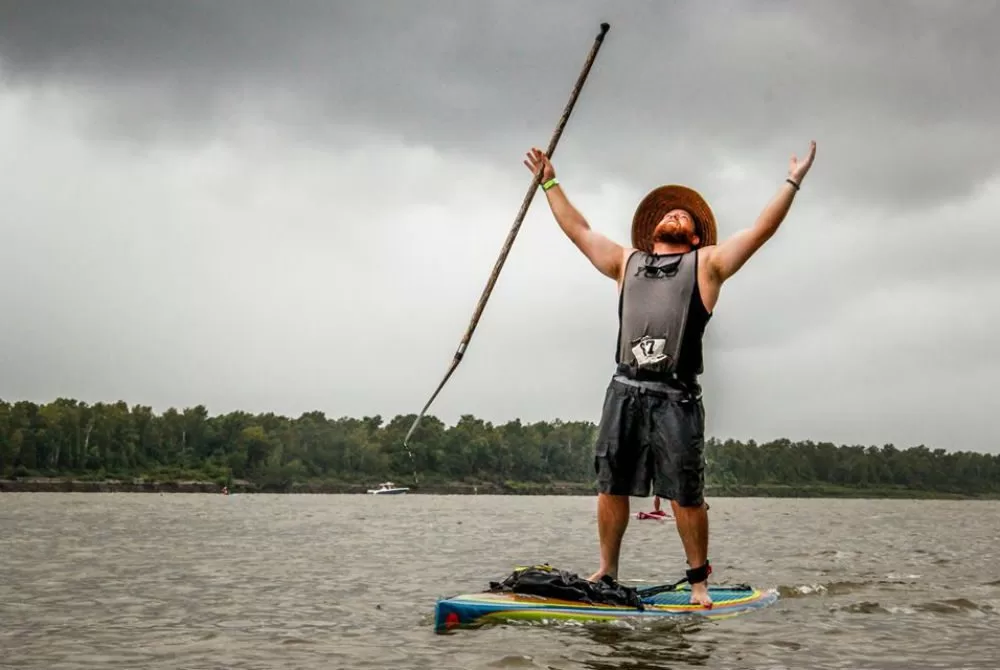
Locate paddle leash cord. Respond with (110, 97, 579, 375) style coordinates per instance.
(401, 23, 612, 468)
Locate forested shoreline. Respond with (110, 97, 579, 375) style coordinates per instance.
(1, 398, 997, 497)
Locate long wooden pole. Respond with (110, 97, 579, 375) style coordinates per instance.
(402, 23, 611, 457)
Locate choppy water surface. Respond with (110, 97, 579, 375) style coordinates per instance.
(1, 493, 998, 669)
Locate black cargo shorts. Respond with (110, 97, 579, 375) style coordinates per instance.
(593, 374, 706, 507)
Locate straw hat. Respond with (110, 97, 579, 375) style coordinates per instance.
(631, 184, 717, 253)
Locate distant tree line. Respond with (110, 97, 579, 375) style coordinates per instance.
(0, 398, 997, 495)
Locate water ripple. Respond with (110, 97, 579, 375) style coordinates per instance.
(1, 493, 999, 669)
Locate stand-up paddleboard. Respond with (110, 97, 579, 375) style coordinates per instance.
(636, 510, 672, 520)
(434, 569, 778, 633)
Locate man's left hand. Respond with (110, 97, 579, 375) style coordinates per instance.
(788, 140, 817, 185)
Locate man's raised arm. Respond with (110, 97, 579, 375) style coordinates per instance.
(708, 141, 817, 283)
(524, 147, 626, 282)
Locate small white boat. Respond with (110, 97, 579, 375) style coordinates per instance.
(367, 481, 409, 495)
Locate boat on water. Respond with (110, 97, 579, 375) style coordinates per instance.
(367, 481, 409, 495)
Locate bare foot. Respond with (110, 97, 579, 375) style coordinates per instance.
(587, 570, 607, 582)
(690, 581, 713, 608)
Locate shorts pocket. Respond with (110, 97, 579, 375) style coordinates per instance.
(594, 439, 611, 458)
(692, 398, 706, 441)
(593, 383, 630, 461)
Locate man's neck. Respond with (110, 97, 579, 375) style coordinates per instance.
(650, 242, 693, 255)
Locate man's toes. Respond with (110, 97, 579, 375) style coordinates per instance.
(690, 587, 713, 608)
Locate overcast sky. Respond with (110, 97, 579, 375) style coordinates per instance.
(1, 1, 997, 454)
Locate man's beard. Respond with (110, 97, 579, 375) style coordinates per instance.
(652, 222, 697, 246)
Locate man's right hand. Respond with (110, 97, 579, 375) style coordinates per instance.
(523, 147, 556, 183)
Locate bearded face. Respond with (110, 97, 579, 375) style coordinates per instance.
(652, 209, 701, 247)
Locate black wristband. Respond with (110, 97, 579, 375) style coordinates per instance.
(785, 178, 800, 191)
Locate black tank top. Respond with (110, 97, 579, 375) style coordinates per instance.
(615, 249, 711, 383)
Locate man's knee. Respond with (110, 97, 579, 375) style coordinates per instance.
(596, 491, 631, 506)
(674, 494, 705, 509)
(596, 476, 645, 498)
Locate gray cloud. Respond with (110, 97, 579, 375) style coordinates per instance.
(2, 1, 998, 207)
(0, 1, 998, 453)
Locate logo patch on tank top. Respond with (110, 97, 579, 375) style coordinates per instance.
(631, 335, 669, 368)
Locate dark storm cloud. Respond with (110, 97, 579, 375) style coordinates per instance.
(1, 0, 998, 208)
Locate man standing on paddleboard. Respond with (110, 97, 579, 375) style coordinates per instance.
(524, 141, 816, 606)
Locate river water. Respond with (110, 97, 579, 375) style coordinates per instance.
(1, 493, 998, 669)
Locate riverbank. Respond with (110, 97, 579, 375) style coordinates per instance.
(1, 477, 996, 499)
(0, 478, 590, 495)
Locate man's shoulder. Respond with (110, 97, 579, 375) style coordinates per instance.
(696, 244, 721, 273)
(618, 245, 639, 266)
(614, 247, 640, 287)
(697, 243, 719, 256)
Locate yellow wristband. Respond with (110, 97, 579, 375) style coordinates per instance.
(541, 177, 559, 191)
